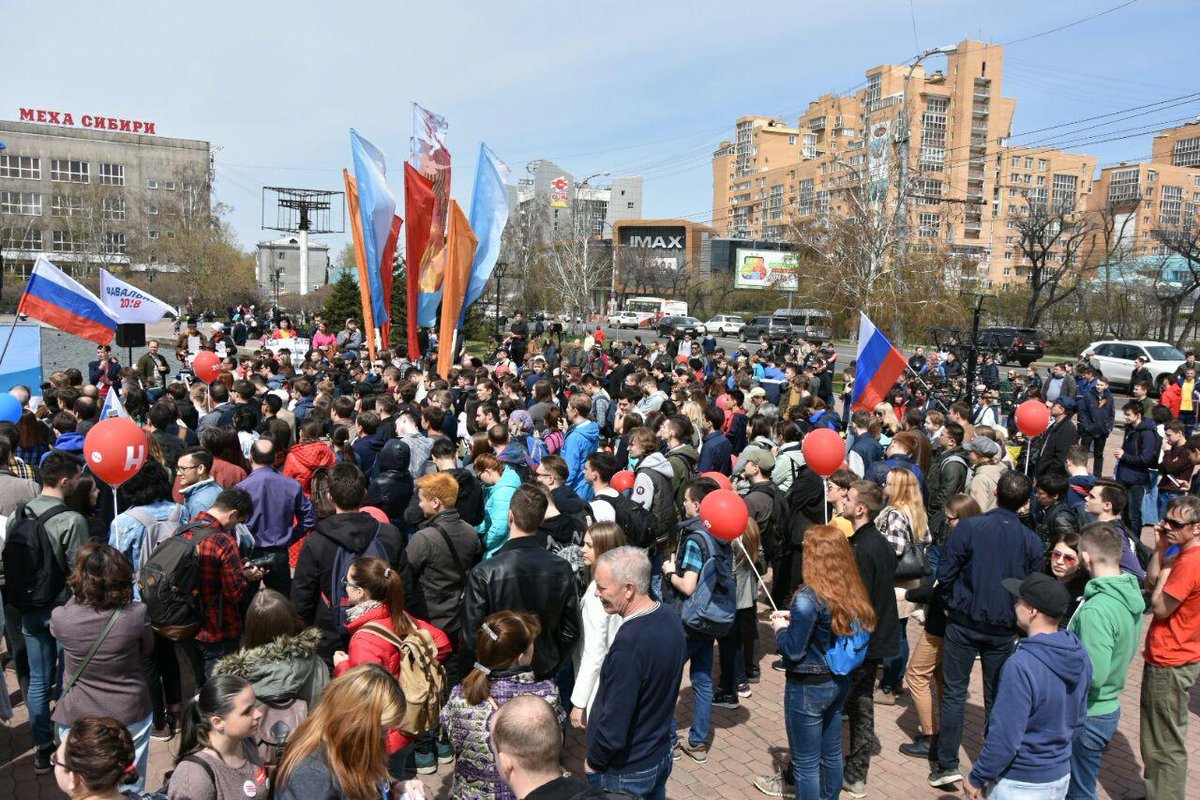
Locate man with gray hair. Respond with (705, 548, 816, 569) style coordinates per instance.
(585, 546, 686, 799)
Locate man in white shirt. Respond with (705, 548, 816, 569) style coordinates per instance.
(585, 452, 621, 523)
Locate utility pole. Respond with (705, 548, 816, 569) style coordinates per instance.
(894, 45, 957, 250)
(962, 291, 990, 407)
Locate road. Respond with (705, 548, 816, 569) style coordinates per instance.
(588, 322, 859, 364)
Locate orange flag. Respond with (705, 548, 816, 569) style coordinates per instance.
(343, 169, 377, 363)
(437, 200, 478, 378)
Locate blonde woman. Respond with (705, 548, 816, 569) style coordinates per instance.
(569, 522, 627, 730)
(876, 467, 929, 702)
(873, 403, 901, 447)
(680, 400, 706, 448)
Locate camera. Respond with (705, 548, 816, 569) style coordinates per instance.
(243, 555, 275, 571)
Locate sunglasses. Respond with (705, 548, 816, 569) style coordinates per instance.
(1162, 517, 1194, 530)
(1050, 549, 1078, 565)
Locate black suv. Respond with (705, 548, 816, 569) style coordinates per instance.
(740, 316, 793, 343)
(656, 315, 706, 338)
(977, 326, 1045, 367)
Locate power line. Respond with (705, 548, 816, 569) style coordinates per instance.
(1002, 0, 1141, 46)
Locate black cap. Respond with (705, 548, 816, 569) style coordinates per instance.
(1003, 573, 1071, 618)
(186, 317, 198, 326)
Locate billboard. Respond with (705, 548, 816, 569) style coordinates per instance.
(734, 248, 798, 291)
(619, 225, 686, 251)
(868, 119, 891, 203)
(550, 176, 571, 208)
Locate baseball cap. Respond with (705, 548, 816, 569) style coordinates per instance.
(1053, 396, 1077, 413)
(210, 322, 225, 332)
(742, 448, 776, 472)
(963, 436, 1001, 458)
(1002, 573, 1071, 618)
(748, 387, 767, 399)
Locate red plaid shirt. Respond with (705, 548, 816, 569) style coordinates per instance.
(182, 513, 249, 643)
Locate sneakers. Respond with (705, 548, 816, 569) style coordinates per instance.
(712, 691, 740, 709)
(33, 747, 53, 775)
(677, 739, 709, 763)
(746, 666, 762, 684)
(437, 738, 453, 764)
(409, 751, 438, 775)
(737, 681, 753, 699)
(898, 734, 932, 759)
(753, 773, 795, 798)
(842, 779, 867, 798)
(771, 658, 786, 672)
(151, 711, 177, 742)
(928, 766, 963, 787)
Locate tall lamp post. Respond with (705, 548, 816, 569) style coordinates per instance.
(894, 45, 958, 247)
(493, 261, 510, 335)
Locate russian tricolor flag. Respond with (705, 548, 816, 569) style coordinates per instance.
(852, 312, 908, 412)
(19, 256, 118, 345)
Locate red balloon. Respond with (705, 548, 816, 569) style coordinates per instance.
(84, 417, 149, 488)
(192, 351, 222, 384)
(802, 427, 846, 477)
(701, 471, 733, 491)
(699, 489, 749, 541)
(611, 470, 635, 493)
(1014, 400, 1051, 438)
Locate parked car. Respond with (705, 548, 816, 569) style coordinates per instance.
(1082, 340, 1185, 393)
(705, 314, 745, 336)
(740, 316, 794, 343)
(977, 326, 1045, 367)
(656, 315, 707, 338)
(607, 310, 642, 329)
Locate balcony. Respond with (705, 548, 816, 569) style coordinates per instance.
(968, 168, 986, 182)
(973, 92, 990, 102)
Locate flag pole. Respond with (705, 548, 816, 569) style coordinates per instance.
(904, 362, 949, 411)
(0, 297, 26, 367)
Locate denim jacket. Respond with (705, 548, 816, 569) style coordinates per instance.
(775, 586, 835, 675)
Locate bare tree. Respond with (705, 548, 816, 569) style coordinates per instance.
(1150, 209, 1200, 347)
(1010, 193, 1094, 328)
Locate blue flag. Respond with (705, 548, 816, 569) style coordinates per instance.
(458, 143, 511, 328)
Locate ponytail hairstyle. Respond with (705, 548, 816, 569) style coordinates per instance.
(348, 556, 413, 636)
(176, 675, 252, 761)
(61, 715, 139, 796)
(462, 610, 541, 706)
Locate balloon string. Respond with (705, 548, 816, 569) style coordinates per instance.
(735, 538, 779, 613)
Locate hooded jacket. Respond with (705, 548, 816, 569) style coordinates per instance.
(1066, 473, 1096, 508)
(291, 511, 424, 660)
(630, 450, 674, 508)
(968, 631, 1092, 788)
(40, 432, 85, 465)
(212, 628, 330, 706)
(351, 433, 384, 477)
(697, 430, 732, 476)
(968, 461, 1009, 513)
(398, 432, 433, 480)
(364, 440, 413, 530)
(283, 441, 337, 496)
(664, 443, 700, 514)
(479, 466, 523, 559)
(1115, 417, 1159, 484)
(562, 419, 600, 500)
(772, 442, 806, 494)
(1067, 573, 1144, 715)
(1077, 386, 1115, 438)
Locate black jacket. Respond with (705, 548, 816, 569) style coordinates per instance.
(460, 535, 581, 680)
(406, 509, 483, 632)
(364, 439, 413, 530)
(291, 511, 425, 660)
(525, 775, 612, 800)
(848, 521, 900, 661)
(1032, 417, 1079, 477)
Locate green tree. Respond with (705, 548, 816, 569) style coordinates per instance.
(322, 268, 363, 328)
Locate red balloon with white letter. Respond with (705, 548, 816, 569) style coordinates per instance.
(611, 470, 635, 493)
(192, 351, 222, 384)
(701, 471, 733, 491)
(802, 427, 846, 477)
(84, 418, 149, 487)
(699, 489, 749, 541)
(1014, 400, 1051, 438)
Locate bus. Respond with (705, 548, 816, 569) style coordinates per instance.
(625, 296, 688, 325)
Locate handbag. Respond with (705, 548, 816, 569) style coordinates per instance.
(61, 609, 121, 700)
(894, 539, 930, 582)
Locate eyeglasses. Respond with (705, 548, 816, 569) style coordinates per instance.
(177, 464, 201, 473)
(1051, 550, 1079, 565)
(341, 578, 361, 590)
(50, 752, 67, 770)
(1163, 517, 1194, 530)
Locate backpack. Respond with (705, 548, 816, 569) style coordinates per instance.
(138, 521, 221, 640)
(253, 697, 308, 767)
(747, 482, 789, 565)
(666, 451, 697, 516)
(359, 620, 447, 735)
(824, 623, 871, 676)
(2, 503, 70, 612)
(603, 395, 618, 437)
(634, 467, 678, 546)
(328, 524, 389, 637)
(677, 531, 736, 638)
(593, 493, 659, 549)
(128, 505, 186, 569)
(453, 469, 485, 526)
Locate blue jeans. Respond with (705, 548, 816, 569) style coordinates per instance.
(1142, 471, 1159, 526)
(1067, 709, 1120, 800)
(1158, 491, 1182, 522)
(588, 749, 673, 800)
(990, 772, 1069, 799)
(57, 713, 153, 793)
(686, 635, 714, 746)
(785, 676, 849, 800)
(879, 618, 909, 692)
(20, 607, 60, 750)
(935, 622, 1015, 772)
(649, 548, 663, 601)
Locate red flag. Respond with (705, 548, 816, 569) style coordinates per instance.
(343, 170, 377, 363)
(379, 214, 403, 347)
(437, 201, 478, 379)
(404, 163, 435, 360)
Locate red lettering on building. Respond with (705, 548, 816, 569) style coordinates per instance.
(18, 108, 34, 122)
(81, 115, 93, 127)
(132, 122, 143, 134)
(144, 122, 155, 135)
(120, 119, 131, 132)
(15, 107, 158, 135)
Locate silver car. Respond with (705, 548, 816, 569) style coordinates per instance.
(1083, 340, 1185, 393)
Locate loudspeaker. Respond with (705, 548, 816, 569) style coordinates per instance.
(115, 323, 146, 348)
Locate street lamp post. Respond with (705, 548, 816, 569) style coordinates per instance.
(493, 261, 509, 335)
(894, 45, 958, 247)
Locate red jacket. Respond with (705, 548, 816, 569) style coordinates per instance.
(333, 604, 451, 752)
(1161, 382, 1182, 417)
(283, 441, 337, 495)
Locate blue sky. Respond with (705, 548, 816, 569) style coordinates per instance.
(6, 0, 1196, 256)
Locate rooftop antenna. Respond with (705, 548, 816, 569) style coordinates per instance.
(262, 187, 345, 295)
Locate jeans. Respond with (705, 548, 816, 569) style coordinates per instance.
(588, 749, 673, 800)
(141, 632, 182, 722)
(879, 619, 909, 692)
(20, 606, 59, 750)
(649, 548, 663, 601)
(3, 601, 30, 702)
(1142, 470, 1159, 527)
(1157, 490, 1181, 522)
(57, 712, 153, 793)
(935, 621, 1016, 772)
(1125, 479, 1147, 535)
(1178, 409, 1196, 436)
(1079, 433, 1106, 477)
(989, 773, 1069, 799)
(1067, 709, 1120, 800)
(1139, 660, 1200, 800)
(685, 635, 714, 746)
(784, 677, 849, 800)
(717, 606, 758, 694)
(843, 658, 880, 784)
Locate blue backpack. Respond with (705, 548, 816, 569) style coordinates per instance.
(678, 531, 736, 638)
(824, 622, 870, 675)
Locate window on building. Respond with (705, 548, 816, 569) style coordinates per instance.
(1036, 176, 1045, 186)
(1037, 159, 1047, 172)
(797, 178, 814, 216)
(1161, 185, 1184, 226)
(149, 229, 160, 240)
(1052, 174, 1078, 213)
(101, 232, 126, 255)
(802, 132, 817, 160)
(98, 163, 125, 186)
(920, 97, 949, 172)
(788, 134, 797, 146)
(147, 179, 159, 189)
(0, 155, 41, 180)
(918, 212, 940, 238)
(102, 196, 125, 220)
(916, 179, 943, 206)
(1008, 204, 1017, 214)
(52, 230, 81, 252)
(1107, 168, 1140, 202)
(165, 181, 177, 191)
(626, 201, 634, 209)
(1011, 155, 1021, 168)
(147, 204, 159, 215)
(1024, 157, 1033, 169)
(1, 228, 42, 250)
(0, 191, 41, 216)
(1148, 170, 1157, 183)
(50, 160, 89, 183)
(768, 185, 784, 220)
(1024, 187, 1048, 211)
(1145, 188, 1154, 199)
(51, 195, 85, 217)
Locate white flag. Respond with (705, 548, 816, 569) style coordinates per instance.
(99, 269, 176, 324)
(99, 388, 128, 420)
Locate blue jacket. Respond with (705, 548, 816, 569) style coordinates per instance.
(938, 508, 1044, 633)
(351, 434, 384, 477)
(292, 396, 315, 424)
(562, 419, 600, 501)
(41, 432, 86, 465)
(180, 479, 223, 520)
(479, 465, 522, 558)
(235, 467, 315, 549)
(1066, 474, 1096, 508)
(1114, 418, 1159, 485)
(697, 430, 733, 476)
(775, 586, 837, 676)
(969, 631, 1092, 787)
(1077, 388, 1115, 439)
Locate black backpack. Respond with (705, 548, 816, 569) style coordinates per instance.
(747, 482, 789, 565)
(138, 521, 220, 636)
(327, 524, 389, 637)
(453, 469, 485, 526)
(635, 467, 678, 546)
(2, 503, 70, 612)
(593, 493, 659, 549)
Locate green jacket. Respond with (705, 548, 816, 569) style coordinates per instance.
(6, 495, 90, 606)
(1067, 573, 1145, 715)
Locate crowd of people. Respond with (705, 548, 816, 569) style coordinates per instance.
(0, 308, 1198, 800)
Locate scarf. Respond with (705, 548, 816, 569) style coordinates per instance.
(345, 599, 383, 624)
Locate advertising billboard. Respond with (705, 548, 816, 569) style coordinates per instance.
(618, 226, 686, 251)
(734, 248, 798, 291)
(549, 176, 571, 208)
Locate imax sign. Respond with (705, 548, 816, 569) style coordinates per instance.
(627, 234, 683, 249)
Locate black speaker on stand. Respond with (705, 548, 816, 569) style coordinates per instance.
(115, 323, 146, 368)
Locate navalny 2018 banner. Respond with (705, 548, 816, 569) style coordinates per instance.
(99, 269, 176, 324)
